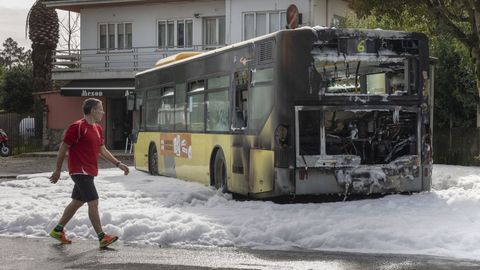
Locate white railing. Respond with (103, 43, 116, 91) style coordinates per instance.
(52, 45, 224, 73)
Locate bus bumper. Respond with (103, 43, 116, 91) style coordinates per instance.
(295, 155, 426, 195)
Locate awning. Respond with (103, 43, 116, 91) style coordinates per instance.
(60, 79, 135, 97)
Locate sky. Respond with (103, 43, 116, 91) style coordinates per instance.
(0, 0, 70, 50)
(1, 164, 480, 261)
(0, 0, 37, 49)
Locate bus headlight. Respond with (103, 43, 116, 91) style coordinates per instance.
(275, 125, 289, 147)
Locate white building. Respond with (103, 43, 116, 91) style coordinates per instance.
(43, 0, 350, 149)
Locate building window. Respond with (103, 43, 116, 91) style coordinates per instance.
(158, 19, 193, 49)
(99, 22, 132, 50)
(243, 11, 286, 40)
(331, 15, 346, 28)
(204, 17, 225, 49)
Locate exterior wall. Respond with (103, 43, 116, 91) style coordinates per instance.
(79, 0, 349, 49)
(40, 92, 107, 148)
(313, 0, 350, 26)
(227, 0, 349, 44)
(227, 0, 311, 44)
(80, 1, 225, 50)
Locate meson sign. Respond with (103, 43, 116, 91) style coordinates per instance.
(81, 90, 104, 97)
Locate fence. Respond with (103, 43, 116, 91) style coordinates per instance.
(0, 109, 479, 164)
(0, 112, 43, 156)
(433, 128, 480, 166)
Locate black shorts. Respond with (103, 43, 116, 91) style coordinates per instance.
(71, 174, 99, 202)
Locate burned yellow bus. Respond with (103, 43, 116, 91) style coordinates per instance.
(133, 27, 433, 198)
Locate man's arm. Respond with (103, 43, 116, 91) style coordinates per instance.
(100, 145, 129, 175)
(49, 142, 69, 184)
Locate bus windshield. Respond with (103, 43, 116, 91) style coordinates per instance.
(313, 56, 417, 95)
(312, 43, 419, 95)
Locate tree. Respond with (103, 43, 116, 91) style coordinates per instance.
(26, 0, 59, 92)
(0, 38, 31, 69)
(348, 0, 480, 127)
(59, 11, 80, 52)
(342, 11, 477, 129)
(0, 66, 34, 113)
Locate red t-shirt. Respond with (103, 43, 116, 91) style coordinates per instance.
(63, 119, 104, 176)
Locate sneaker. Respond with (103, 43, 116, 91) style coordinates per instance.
(49, 229, 72, 244)
(99, 234, 118, 248)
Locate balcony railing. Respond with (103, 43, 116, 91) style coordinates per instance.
(52, 45, 224, 74)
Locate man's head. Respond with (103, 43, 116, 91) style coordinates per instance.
(82, 98, 104, 123)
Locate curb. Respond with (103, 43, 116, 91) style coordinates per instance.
(16, 152, 133, 159)
(0, 175, 18, 179)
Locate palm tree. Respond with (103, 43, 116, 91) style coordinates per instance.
(26, 0, 59, 92)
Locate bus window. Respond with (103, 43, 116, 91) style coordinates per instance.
(253, 68, 273, 83)
(249, 68, 274, 131)
(145, 89, 162, 130)
(233, 70, 249, 129)
(174, 83, 186, 131)
(207, 75, 230, 132)
(313, 57, 418, 95)
(187, 80, 205, 132)
(135, 90, 145, 130)
(298, 110, 321, 155)
(208, 75, 229, 89)
(367, 73, 386, 94)
(159, 87, 174, 130)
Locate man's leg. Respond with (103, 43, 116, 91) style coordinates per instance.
(87, 199, 119, 248)
(50, 199, 83, 244)
(87, 199, 103, 234)
(58, 199, 84, 226)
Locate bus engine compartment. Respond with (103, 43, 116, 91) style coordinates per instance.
(325, 110, 417, 164)
(296, 108, 422, 194)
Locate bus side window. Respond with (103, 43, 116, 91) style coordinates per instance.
(233, 70, 249, 129)
(187, 80, 206, 132)
(159, 87, 175, 131)
(175, 83, 186, 131)
(135, 90, 145, 130)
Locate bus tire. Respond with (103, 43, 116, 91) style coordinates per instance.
(213, 149, 227, 192)
(148, 143, 159, 175)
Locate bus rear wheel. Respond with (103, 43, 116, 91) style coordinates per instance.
(213, 149, 227, 192)
(148, 144, 159, 175)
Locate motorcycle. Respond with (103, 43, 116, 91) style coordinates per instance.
(0, 128, 11, 157)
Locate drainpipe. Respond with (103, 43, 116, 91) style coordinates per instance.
(325, 0, 329, 26)
(309, 0, 313, 26)
(227, 0, 231, 44)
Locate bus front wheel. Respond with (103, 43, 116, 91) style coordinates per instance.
(148, 144, 159, 175)
(213, 149, 227, 192)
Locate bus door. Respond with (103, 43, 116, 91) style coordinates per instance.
(229, 68, 250, 195)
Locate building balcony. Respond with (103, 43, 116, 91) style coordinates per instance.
(52, 45, 224, 81)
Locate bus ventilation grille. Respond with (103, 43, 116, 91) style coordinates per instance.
(258, 40, 274, 64)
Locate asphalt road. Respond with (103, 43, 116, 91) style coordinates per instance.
(0, 152, 133, 178)
(0, 237, 479, 270)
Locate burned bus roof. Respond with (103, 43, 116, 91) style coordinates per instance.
(311, 26, 427, 41)
(135, 26, 427, 80)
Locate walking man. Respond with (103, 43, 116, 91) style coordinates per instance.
(49, 98, 129, 248)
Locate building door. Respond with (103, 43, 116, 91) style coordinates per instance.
(106, 97, 129, 150)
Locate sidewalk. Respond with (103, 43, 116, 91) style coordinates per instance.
(0, 151, 133, 178)
(18, 150, 134, 158)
